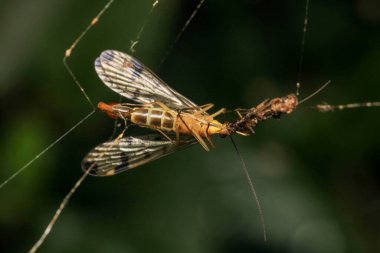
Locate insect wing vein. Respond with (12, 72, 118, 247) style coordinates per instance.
(95, 50, 197, 109)
(82, 134, 197, 176)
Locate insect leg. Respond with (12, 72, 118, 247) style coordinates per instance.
(190, 129, 209, 151)
(153, 101, 172, 111)
(192, 103, 214, 116)
(204, 124, 215, 148)
(155, 129, 176, 143)
(207, 107, 226, 118)
(177, 110, 209, 151)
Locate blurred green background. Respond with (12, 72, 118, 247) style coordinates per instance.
(1, 0, 380, 252)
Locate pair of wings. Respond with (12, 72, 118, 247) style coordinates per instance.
(82, 50, 198, 176)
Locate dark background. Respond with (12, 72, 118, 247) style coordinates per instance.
(1, 0, 380, 252)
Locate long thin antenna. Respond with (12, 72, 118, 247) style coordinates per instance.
(229, 136, 267, 242)
(298, 80, 331, 105)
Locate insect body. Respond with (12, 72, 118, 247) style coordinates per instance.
(98, 102, 178, 131)
(97, 102, 225, 141)
(82, 50, 226, 176)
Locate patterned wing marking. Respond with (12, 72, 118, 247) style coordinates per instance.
(81, 134, 197, 176)
(95, 50, 197, 109)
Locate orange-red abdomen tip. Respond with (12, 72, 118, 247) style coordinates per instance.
(98, 102, 118, 119)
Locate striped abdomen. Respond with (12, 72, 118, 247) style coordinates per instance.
(131, 107, 176, 132)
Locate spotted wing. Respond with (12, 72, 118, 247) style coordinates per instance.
(81, 134, 197, 176)
(95, 50, 197, 109)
